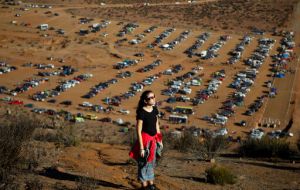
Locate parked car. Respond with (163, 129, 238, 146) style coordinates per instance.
(119, 109, 130, 115)
(81, 102, 93, 107)
(85, 114, 98, 120)
(250, 128, 264, 139)
(61, 100, 72, 105)
(8, 100, 23, 105)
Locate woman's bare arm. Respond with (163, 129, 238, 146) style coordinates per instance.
(137, 119, 144, 149)
(156, 117, 160, 134)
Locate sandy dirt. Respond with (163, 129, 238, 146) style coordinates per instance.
(0, 0, 300, 189)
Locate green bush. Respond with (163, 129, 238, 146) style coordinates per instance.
(239, 136, 295, 159)
(205, 165, 236, 185)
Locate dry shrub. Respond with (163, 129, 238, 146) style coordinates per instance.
(120, 128, 136, 146)
(25, 179, 44, 190)
(163, 131, 228, 160)
(53, 182, 73, 190)
(172, 131, 200, 153)
(205, 165, 236, 185)
(76, 177, 97, 190)
(239, 136, 295, 159)
(33, 124, 80, 147)
(199, 135, 228, 160)
(55, 126, 80, 147)
(297, 136, 300, 153)
(0, 109, 42, 183)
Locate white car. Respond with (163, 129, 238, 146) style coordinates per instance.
(119, 109, 130, 115)
(214, 128, 228, 136)
(215, 114, 228, 121)
(82, 102, 93, 107)
(250, 129, 264, 139)
(182, 87, 192, 94)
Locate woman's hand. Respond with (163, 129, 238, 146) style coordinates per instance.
(140, 149, 145, 157)
(158, 142, 163, 149)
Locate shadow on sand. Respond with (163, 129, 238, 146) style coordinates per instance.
(39, 167, 130, 189)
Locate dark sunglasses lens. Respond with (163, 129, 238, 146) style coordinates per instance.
(147, 96, 155, 100)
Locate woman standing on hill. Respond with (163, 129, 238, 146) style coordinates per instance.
(129, 90, 163, 190)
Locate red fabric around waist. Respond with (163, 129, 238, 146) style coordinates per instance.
(129, 132, 162, 162)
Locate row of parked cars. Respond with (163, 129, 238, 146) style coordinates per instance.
(148, 28, 175, 48)
(184, 32, 210, 57)
(245, 95, 266, 116)
(33, 63, 54, 69)
(101, 73, 159, 107)
(245, 38, 275, 68)
(162, 64, 183, 75)
(89, 20, 111, 33)
(160, 30, 191, 51)
(1, 97, 125, 129)
(129, 25, 157, 45)
(207, 37, 275, 127)
(0, 61, 17, 75)
(38, 65, 76, 77)
(106, 75, 155, 106)
(10, 78, 49, 96)
(83, 78, 118, 99)
(78, 17, 94, 24)
(136, 59, 162, 73)
(117, 23, 139, 37)
(199, 35, 231, 59)
(215, 68, 258, 126)
(251, 127, 292, 140)
(193, 70, 225, 106)
(79, 100, 128, 114)
(32, 74, 92, 101)
(108, 63, 185, 106)
(270, 31, 295, 77)
(113, 59, 140, 70)
(116, 71, 133, 79)
(227, 35, 253, 64)
(163, 66, 203, 98)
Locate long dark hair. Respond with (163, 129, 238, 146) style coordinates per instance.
(136, 90, 153, 115)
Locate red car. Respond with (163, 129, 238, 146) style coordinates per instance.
(9, 100, 24, 105)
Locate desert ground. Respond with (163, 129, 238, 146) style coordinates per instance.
(0, 0, 300, 189)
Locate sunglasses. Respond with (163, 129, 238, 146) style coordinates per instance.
(146, 96, 155, 100)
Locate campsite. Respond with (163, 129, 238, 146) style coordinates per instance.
(0, 0, 300, 189)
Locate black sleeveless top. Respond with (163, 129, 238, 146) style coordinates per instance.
(136, 106, 158, 136)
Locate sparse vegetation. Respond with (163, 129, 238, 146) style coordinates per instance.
(34, 125, 80, 147)
(67, 0, 298, 32)
(56, 126, 81, 147)
(76, 177, 97, 190)
(172, 131, 200, 153)
(25, 179, 44, 190)
(205, 165, 236, 185)
(53, 182, 73, 190)
(0, 108, 42, 186)
(199, 135, 228, 160)
(297, 137, 300, 153)
(164, 131, 228, 160)
(239, 136, 295, 159)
